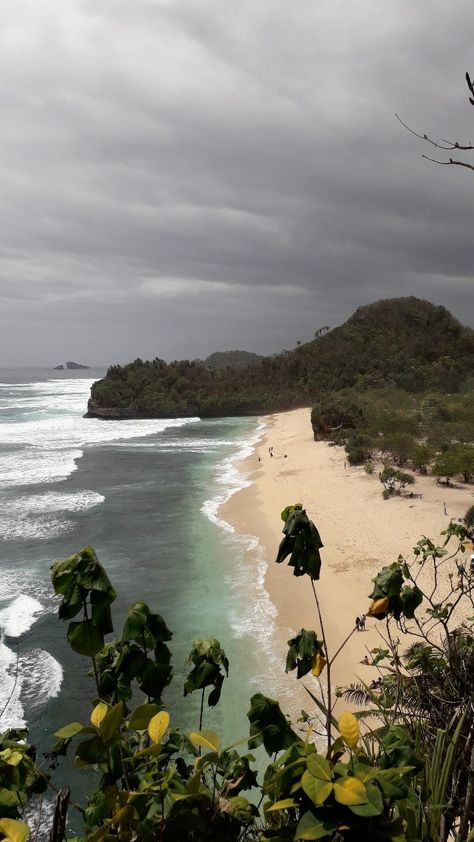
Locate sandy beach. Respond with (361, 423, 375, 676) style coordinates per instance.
(221, 408, 474, 721)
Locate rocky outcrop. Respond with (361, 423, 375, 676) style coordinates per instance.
(66, 361, 89, 369)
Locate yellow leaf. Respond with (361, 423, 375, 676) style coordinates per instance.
(0, 748, 23, 766)
(91, 702, 109, 728)
(333, 776, 368, 806)
(367, 597, 390, 620)
(311, 653, 327, 677)
(0, 818, 30, 842)
(189, 730, 220, 752)
(265, 798, 298, 811)
(338, 711, 360, 748)
(147, 711, 170, 744)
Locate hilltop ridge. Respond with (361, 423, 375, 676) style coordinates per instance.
(87, 297, 474, 418)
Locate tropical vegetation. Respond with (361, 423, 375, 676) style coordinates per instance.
(86, 298, 474, 418)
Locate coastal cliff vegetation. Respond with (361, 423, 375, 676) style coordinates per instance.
(311, 387, 474, 494)
(2, 506, 474, 841)
(87, 298, 474, 419)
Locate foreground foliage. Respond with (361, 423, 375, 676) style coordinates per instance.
(1, 505, 474, 841)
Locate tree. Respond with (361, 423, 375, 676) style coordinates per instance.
(397, 71, 474, 173)
(379, 432, 417, 466)
(411, 443, 435, 474)
(311, 394, 367, 440)
(379, 464, 415, 495)
(433, 445, 474, 484)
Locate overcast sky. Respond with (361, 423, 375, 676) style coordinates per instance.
(1, 0, 473, 367)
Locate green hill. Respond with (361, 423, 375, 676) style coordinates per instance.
(87, 297, 474, 418)
(203, 350, 264, 370)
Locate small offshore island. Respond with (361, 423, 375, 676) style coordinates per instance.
(55, 361, 90, 370)
(86, 297, 474, 419)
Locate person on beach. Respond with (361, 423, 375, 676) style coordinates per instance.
(355, 616, 361, 631)
(359, 614, 366, 631)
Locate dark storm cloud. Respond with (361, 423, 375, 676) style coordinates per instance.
(0, 0, 473, 365)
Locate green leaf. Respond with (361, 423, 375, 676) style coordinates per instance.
(247, 693, 297, 755)
(53, 722, 85, 740)
(276, 509, 323, 580)
(74, 736, 107, 766)
(306, 753, 332, 781)
(350, 782, 383, 816)
(400, 585, 423, 619)
(0, 789, 22, 808)
(295, 811, 335, 840)
(301, 770, 333, 805)
(369, 563, 403, 600)
(121, 602, 149, 640)
(285, 629, 323, 679)
(100, 702, 124, 745)
(128, 703, 160, 730)
(67, 620, 104, 656)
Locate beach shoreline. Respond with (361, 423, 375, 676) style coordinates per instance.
(221, 408, 474, 719)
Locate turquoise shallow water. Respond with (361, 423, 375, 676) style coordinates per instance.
(0, 369, 288, 832)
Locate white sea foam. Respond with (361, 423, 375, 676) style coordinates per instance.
(20, 648, 63, 707)
(0, 377, 199, 488)
(0, 594, 43, 636)
(0, 637, 24, 729)
(0, 490, 105, 540)
(199, 421, 307, 712)
(0, 568, 57, 604)
(200, 422, 283, 682)
(0, 580, 63, 730)
(0, 640, 63, 730)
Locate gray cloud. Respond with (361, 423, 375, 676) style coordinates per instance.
(0, 0, 473, 366)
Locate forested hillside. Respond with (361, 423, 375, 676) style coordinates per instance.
(87, 298, 474, 418)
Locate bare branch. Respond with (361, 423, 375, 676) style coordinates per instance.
(422, 154, 474, 172)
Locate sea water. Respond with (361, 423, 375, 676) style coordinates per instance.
(0, 369, 291, 831)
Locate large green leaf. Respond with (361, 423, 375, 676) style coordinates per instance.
(349, 782, 383, 816)
(307, 753, 332, 781)
(276, 508, 323, 580)
(247, 693, 297, 755)
(74, 736, 107, 766)
(128, 703, 160, 730)
(369, 563, 403, 600)
(67, 620, 104, 657)
(100, 702, 124, 745)
(53, 722, 85, 740)
(286, 629, 323, 679)
(121, 602, 149, 640)
(301, 770, 333, 805)
(295, 811, 335, 840)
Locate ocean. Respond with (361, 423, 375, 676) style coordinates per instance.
(0, 368, 288, 830)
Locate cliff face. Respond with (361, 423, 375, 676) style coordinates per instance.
(86, 298, 474, 420)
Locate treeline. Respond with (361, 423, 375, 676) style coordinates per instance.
(87, 298, 474, 418)
(311, 387, 474, 484)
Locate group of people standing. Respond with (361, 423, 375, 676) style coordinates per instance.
(355, 614, 366, 631)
